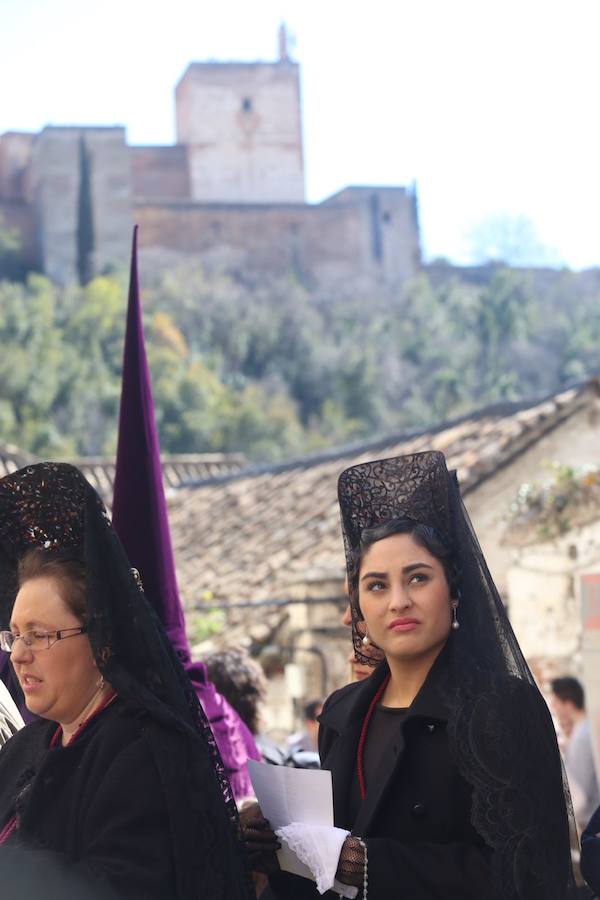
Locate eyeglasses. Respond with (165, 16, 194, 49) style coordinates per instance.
(0, 626, 87, 653)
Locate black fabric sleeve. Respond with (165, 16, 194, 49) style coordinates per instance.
(72, 736, 175, 900)
(580, 806, 600, 894)
(363, 836, 492, 900)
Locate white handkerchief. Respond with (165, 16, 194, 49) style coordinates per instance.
(276, 822, 359, 898)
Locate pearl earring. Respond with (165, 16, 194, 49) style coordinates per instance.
(451, 603, 460, 631)
(362, 632, 370, 646)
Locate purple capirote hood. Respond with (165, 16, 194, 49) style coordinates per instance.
(111, 228, 260, 799)
(111, 226, 189, 661)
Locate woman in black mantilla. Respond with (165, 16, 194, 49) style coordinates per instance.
(252, 451, 573, 900)
(0, 463, 253, 900)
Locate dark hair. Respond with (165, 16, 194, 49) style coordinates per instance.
(349, 516, 458, 609)
(551, 676, 585, 710)
(17, 548, 88, 623)
(205, 649, 267, 736)
(304, 699, 323, 721)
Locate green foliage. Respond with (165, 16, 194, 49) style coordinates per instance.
(0, 213, 25, 281)
(0, 262, 598, 461)
(187, 608, 226, 645)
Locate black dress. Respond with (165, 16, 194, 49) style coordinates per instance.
(0, 699, 177, 899)
(266, 658, 492, 900)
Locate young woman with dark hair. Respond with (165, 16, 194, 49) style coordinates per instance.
(247, 451, 573, 900)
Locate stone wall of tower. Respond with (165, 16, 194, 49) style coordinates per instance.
(322, 186, 421, 281)
(31, 127, 132, 284)
(134, 188, 420, 288)
(0, 132, 34, 201)
(175, 61, 304, 204)
(130, 146, 190, 200)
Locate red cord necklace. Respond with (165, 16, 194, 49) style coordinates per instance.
(356, 673, 391, 800)
(0, 690, 118, 846)
(50, 689, 118, 748)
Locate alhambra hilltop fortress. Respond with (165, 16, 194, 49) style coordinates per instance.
(0, 27, 421, 287)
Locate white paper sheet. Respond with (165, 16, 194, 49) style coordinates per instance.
(247, 760, 334, 881)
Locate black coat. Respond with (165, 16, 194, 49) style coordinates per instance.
(580, 806, 600, 895)
(0, 699, 176, 900)
(266, 660, 492, 900)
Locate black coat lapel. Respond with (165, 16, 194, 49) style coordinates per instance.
(327, 651, 451, 838)
(319, 663, 390, 831)
(352, 720, 405, 836)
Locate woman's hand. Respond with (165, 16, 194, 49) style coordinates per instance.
(335, 835, 365, 887)
(239, 802, 281, 874)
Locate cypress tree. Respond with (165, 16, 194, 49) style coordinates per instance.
(76, 136, 95, 285)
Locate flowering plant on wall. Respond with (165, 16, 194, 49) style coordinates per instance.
(507, 462, 600, 542)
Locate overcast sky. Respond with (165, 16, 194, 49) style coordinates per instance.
(1, 0, 598, 268)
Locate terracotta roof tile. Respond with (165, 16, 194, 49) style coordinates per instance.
(0, 449, 245, 500)
(172, 383, 597, 614)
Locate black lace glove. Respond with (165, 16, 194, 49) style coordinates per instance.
(335, 835, 366, 887)
(238, 802, 281, 874)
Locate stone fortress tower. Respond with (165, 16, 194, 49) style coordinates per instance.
(177, 26, 304, 204)
(0, 26, 421, 287)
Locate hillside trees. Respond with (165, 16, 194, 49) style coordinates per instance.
(0, 263, 598, 461)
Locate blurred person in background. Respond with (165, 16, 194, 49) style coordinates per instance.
(551, 677, 600, 830)
(0, 681, 22, 747)
(287, 699, 323, 754)
(205, 647, 282, 765)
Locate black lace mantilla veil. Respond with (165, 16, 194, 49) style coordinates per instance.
(0, 463, 253, 900)
(338, 451, 575, 900)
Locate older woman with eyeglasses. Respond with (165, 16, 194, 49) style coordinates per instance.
(0, 551, 109, 746)
(0, 463, 253, 900)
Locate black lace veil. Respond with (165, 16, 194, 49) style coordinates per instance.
(338, 451, 574, 900)
(0, 463, 253, 900)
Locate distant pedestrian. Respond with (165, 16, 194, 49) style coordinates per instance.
(551, 676, 600, 829)
(287, 699, 323, 754)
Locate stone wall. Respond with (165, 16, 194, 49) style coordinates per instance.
(0, 132, 34, 201)
(130, 146, 190, 200)
(505, 521, 600, 692)
(323, 186, 421, 281)
(135, 190, 420, 287)
(176, 61, 304, 203)
(465, 400, 600, 596)
(31, 127, 132, 283)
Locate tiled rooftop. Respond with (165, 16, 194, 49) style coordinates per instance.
(0, 448, 246, 500)
(0, 444, 31, 478)
(171, 382, 597, 613)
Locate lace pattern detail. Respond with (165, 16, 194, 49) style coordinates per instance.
(276, 823, 357, 897)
